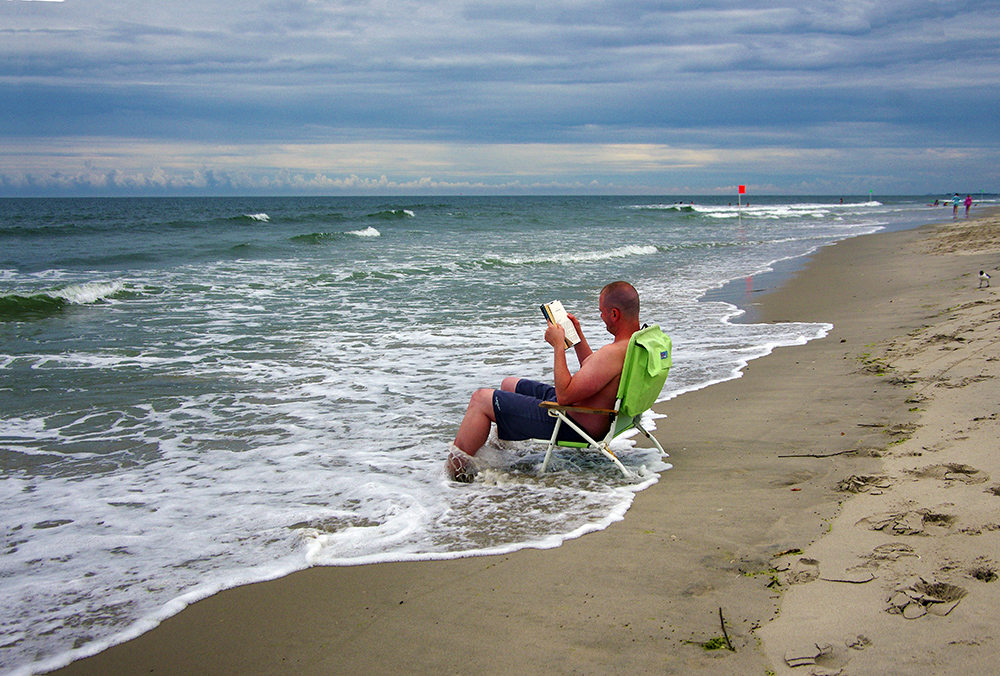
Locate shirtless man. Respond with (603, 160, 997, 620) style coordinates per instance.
(446, 281, 641, 482)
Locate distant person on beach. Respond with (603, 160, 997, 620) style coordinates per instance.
(445, 281, 641, 482)
(952, 193, 961, 218)
(965, 194, 973, 217)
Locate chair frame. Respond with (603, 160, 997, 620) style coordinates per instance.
(538, 399, 666, 477)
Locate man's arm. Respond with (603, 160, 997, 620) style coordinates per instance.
(545, 323, 620, 405)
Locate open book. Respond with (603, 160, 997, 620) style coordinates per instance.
(540, 300, 581, 349)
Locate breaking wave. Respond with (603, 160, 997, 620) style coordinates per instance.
(0, 281, 127, 321)
(499, 244, 658, 266)
(367, 209, 414, 220)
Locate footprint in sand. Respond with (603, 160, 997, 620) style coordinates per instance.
(887, 578, 967, 619)
(770, 470, 816, 488)
(927, 333, 967, 349)
(837, 474, 893, 494)
(857, 508, 955, 536)
(968, 557, 998, 583)
(869, 542, 918, 561)
(934, 374, 995, 388)
(973, 569, 999, 581)
(773, 557, 821, 585)
(908, 463, 989, 484)
(783, 639, 854, 672)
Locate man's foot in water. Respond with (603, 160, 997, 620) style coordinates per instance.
(445, 445, 478, 482)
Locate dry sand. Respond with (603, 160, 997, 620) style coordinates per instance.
(759, 212, 1000, 675)
(53, 211, 1000, 675)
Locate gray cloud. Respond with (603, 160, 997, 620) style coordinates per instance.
(2, 0, 999, 194)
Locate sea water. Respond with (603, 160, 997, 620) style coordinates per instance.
(0, 195, 962, 673)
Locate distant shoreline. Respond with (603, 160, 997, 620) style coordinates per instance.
(703, 202, 963, 324)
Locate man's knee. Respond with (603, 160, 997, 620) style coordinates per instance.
(470, 388, 496, 414)
(500, 377, 520, 392)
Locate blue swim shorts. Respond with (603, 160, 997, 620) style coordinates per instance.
(492, 379, 587, 443)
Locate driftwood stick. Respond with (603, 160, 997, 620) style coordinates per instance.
(778, 449, 858, 458)
(718, 607, 735, 652)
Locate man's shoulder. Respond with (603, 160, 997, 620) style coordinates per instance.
(593, 338, 630, 365)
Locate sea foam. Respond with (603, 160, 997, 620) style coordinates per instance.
(54, 280, 125, 305)
(347, 226, 381, 237)
(502, 244, 657, 266)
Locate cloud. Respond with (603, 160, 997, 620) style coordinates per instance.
(2, 136, 994, 196)
(2, 0, 999, 194)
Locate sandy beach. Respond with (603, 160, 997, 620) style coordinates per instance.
(53, 209, 1000, 675)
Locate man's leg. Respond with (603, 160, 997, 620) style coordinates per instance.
(446, 388, 495, 482)
(453, 388, 496, 455)
(452, 377, 528, 453)
(448, 382, 523, 481)
(446, 379, 556, 481)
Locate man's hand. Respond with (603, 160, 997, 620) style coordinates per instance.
(566, 312, 593, 363)
(544, 321, 566, 348)
(566, 312, 584, 339)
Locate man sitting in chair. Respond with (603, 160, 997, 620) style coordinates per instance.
(446, 281, 641, 482)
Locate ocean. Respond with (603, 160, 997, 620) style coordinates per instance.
(0, 194, 965, 673)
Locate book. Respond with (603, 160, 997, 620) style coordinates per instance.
(540, 300, 581, 349)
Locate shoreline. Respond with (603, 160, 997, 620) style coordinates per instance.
(702, 205, 950, 324)
(702, 252, 812, 324)
(51, 211, 1000, 675)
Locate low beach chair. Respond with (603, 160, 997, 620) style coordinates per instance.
(539, 324, 672, 477)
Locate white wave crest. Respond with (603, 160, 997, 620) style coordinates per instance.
(503, 244, 657, 266)
(629, 200, 885, 220)
(628, 203, 696, 212)
(245, 213, 270, 222)
(348, 227, 381, 237)
(54, 281, 125, 305)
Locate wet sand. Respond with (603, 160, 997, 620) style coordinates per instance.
(53, 210, 1000, 675)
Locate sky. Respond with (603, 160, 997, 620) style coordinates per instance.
(3, 0, 999, 196)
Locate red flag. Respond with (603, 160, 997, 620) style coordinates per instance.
(738, 185, 746, 194)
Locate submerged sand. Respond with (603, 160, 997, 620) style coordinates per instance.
(54, 210, 1000, 675)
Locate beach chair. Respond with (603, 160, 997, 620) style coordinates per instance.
(539, 324, 672, 477)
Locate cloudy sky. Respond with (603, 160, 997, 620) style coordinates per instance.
(3, 0, 999, 196)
